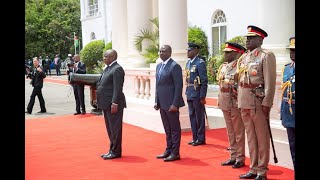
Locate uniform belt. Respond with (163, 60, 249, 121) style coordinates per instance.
(220, 87, 231, 93)
(186, 83, 199, 87)
(239, 83, 261, 89)
(283, 97, 295, 104)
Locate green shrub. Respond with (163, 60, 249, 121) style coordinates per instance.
(89, 41, 113, 74)
(207, 36, 245, 84)
(188, 25, 209, 59)
(80, 40, 105, 74)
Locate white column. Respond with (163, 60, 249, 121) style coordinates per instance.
(111, 0, 128, 66)
(257, 0, 295, 121)
(158, 0, 190, 131)
(152, 0, 159, 19)
(105, 0, 112, 43)
(126, 0, 153, 68)
(158, 0, 188, 68)
(257, 0, 295, 73)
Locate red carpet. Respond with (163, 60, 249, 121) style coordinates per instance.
(26, 114, 294, 180)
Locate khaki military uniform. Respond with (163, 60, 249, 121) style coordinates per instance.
(217, 60, 245, 163)
(236, 47, 276, 176)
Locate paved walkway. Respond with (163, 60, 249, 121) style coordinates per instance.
(25, 74, 93, 119)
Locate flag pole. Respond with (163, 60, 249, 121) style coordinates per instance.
(74, 32, 76, 55)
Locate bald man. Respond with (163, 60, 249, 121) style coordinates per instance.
(97, 49, 127, 160)
(67, 54, 87, 115)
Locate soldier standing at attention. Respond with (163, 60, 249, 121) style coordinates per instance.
(236, 25, 277, 180)
(217, 42, 246, 169)
(280, 37, 295, 170)
(185, 42, 208, 146)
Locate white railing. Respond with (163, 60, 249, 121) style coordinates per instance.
(123, 68, 155, 101)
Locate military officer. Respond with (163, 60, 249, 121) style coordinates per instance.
(185, 42, 208, 146)
(236, 25, 277, 180)
(280, 37, 295, 170)
(217, 42, 246, 169)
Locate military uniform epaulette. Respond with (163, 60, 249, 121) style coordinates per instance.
(260, 48, 272, 54)
(199, 58, 205, 63)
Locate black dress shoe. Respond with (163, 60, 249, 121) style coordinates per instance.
(232, 161, 245, 168)
(156, 151, 171, 159)
(163, 154, 180, 162)
(102, 153, 121, 160)
(188, 140, 195, 145)
(221, 159, 236, 166)
(192, 140, 206, 146)
(254, 175, 267, 180)
(100, 151, 111, 158)
(74, 112, 81, 115)
(37, 111, 46, 113)
(239, 172, 257, 179)
(81, 111, 86, 115)
(25, 111, 31, 114)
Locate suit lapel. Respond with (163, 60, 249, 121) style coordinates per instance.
(159, 59, 172, 80)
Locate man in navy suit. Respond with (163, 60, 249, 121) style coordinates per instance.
(154, 45, 185, 162)
(185, 42, 208, 146)
(97, 49, 127, 160)
(67, 54, 87, 115)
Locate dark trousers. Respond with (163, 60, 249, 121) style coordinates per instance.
(102, 109, 123, 155)
(45, 67, 51, 76)
(159, 109, 181, 155)
(287, 127, 295, 170)
(187, 100, 206, 142)
(55, 65, 61, 76)
(73, 85, 86, 113)
(27, 86, 46, 113)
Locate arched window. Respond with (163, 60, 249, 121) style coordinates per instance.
(91, 32, 96, 40)
(87, 0, 99, 17)
(211, 10, 227, 55)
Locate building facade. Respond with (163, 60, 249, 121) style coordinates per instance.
(80, 0, 295, 169)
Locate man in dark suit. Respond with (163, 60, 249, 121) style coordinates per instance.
(43, 56, 52, 76)
(97, 49, 126, 160)
(154, 45, 185, 162)
(26, 57, 47, 114)
(67, 54, 87, 115)
(185, 42, 208, 146)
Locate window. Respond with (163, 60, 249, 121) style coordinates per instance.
(87, 0, 99, 17)
(211, 10, 227, 55)
(91, 32, 96, 40)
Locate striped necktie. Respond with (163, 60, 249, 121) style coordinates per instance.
(158, 63, 165, 78)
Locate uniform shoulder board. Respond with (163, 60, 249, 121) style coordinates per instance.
(199, 58, 205, 63)
(261, 48, 272, 54)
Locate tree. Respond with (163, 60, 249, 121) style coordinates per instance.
(25, 0, 81, 60)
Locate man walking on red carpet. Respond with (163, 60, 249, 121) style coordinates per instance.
(97, 49, 127, 160)
(154, 45, 185, 162)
